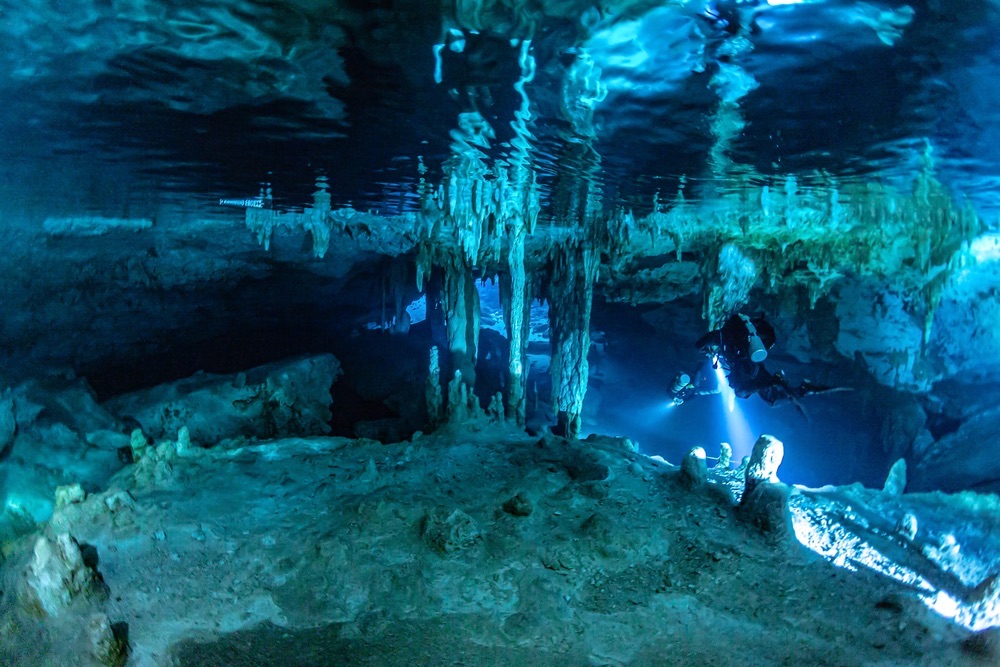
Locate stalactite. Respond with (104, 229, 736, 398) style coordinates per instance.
(921, 275, 945, 350)
(415, 243, 433, 293)
(783, 175, 799, 229)
(388, 259, 410, 334)
(441, 251, 480, 388)
(546, 243, 598, 440)
(701, 243, 757, 328)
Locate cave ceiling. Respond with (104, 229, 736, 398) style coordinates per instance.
(3, 1, 999, 211)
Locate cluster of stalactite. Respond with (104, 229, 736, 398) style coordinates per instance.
(631, 148, 984, 332)
(239, 28, 635, 437)
(412, 149, 542, 425)
(411, 185, 608, 436)
(241, 147, 983, 437)
(701, 243, 758, 330)
(413, 142, 541, 269)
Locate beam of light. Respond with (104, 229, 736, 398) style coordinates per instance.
(580, 390, 670, 449)
(631, 395, 678, 427)
(788, 497, 1000, 631)
(714, 362, 737, 413)
(711, 359, 755, 461)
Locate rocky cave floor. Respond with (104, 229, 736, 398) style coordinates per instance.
(2, 381, 1000, 667)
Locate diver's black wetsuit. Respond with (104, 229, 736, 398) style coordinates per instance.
(696, 314, 829, 407)
(695, 314, 776, 366)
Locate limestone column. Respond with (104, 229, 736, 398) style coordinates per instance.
(426, 346, 444, 428)
(547, 244, 598, 439)
(502, 223, 530, 425)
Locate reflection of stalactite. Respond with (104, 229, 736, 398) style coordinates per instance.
(551, 48, 606, 227)
(546, 243, 598, 440)
(549, 141, 603, 226)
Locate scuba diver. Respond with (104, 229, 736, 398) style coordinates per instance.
(668, 371, 719, 406)
(696, 313, 775, 367)
(694, 313, 838, 410)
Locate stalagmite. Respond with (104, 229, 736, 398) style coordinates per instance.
(54, 484, 85, 508)
(717, 442, 733, 470)
(738, 434, 790, 536)
(744, 434, 784, 497)
(446, 370, 477, 423)
(680, 447, 708, 487)
(487, 392, 504, 423)
(25, 533, 104, 616)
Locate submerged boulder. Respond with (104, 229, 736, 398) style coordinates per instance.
(103, 354, 341, 447)
(911, 405, 1000, 493)
(0, 376, 126, 528)
(421, 508, 481, 554)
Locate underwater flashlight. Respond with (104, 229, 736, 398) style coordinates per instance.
(747, 333, 767, 363)
(739, 315, 768, 363)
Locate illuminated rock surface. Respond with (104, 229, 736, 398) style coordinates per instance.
(2, 430, 994, 666)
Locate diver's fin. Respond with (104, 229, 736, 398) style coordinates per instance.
(788, 393, 810, 421)
(799, 381, 853, 396)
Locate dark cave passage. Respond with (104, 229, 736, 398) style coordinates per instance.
(71, 265, 897, 490)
